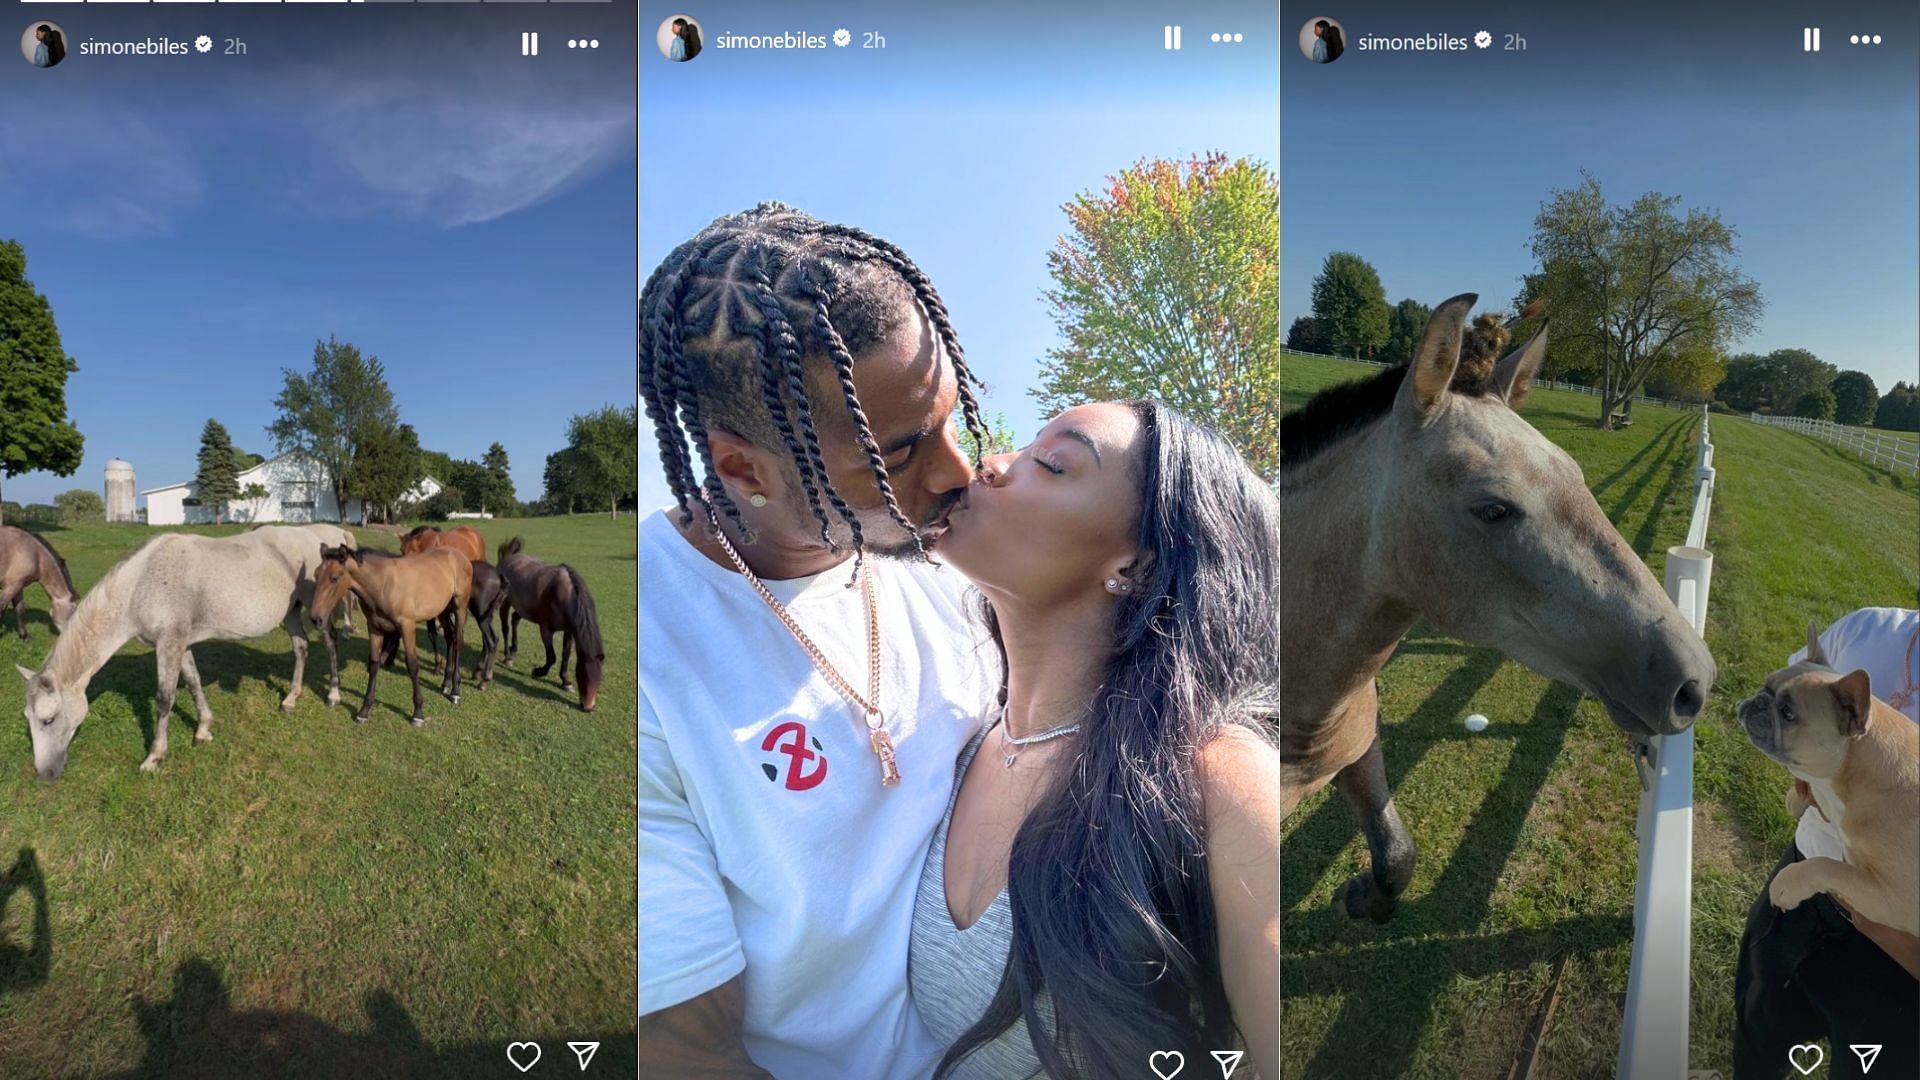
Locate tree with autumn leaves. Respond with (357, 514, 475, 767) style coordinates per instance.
(1033, 153, 1278, 478)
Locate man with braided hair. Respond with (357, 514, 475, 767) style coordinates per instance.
(639, 204, 999, 1077)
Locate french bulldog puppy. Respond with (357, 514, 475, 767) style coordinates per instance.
(1737, 622, 1919, 936)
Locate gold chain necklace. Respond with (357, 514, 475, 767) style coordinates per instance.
(705, 512, 899, 787)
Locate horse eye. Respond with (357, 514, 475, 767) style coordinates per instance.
(1474, 502, 1515, 524)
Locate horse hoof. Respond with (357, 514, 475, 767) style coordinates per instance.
(280, 699, 297, 713)
(1334, 873, 1397, 924)
(411, 716, 427, 727)
(449, 695, 460, 706)
(354, 714, 371, 725)
(560, 682, 574, 693)
(327, 690, 341, 707)
(139, 757, 162, 773)
(194, 730, 213, 745)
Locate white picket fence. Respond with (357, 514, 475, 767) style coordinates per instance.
(1747, 413, 1920, 477)
(1281, 349, 1698, 410)
(1618, 405, 1715, 1079)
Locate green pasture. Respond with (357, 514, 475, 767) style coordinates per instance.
(1279, 353, 1920, 1079)
(0, 516, 635, 1077)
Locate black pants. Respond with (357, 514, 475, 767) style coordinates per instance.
(1733, 842, 1920, 1079)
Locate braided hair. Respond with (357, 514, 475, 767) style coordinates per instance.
(639, 203, 990, 567)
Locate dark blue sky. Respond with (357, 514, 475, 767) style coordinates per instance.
(639, 0, 1278, 509)
(1282, 0, 1920, 393)
(2, 6, 636, 506)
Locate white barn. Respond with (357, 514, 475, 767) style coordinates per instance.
(142, 453, 441, 526)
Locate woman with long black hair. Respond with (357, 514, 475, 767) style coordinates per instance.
(1323, 22, 1346, 61)
(911, 400, 1280, 1078)
(31, 24, 65, 68)
(679, 19, 702, 61)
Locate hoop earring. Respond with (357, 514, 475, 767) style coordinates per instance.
(749, 494, 768, 508)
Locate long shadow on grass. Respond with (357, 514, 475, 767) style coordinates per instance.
(1602, 418, 1692, 528)
(1587, 416, 1688, 505)
(106, 957, 636, 1079)
(1282, 682, 1594, 1077)
(1630, 423, 1699, 560)
(0, 848, 51, 997)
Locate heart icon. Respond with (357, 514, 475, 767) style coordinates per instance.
(1150, 1050, 1186, 1079)
(1788, 1043, 1823, 1076)
(507, 1041, 542, 1073)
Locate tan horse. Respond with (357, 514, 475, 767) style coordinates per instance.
(1279, 295, 1716, 921)
(401, 525, 486, 564)
(311, 545, 471, 725)
(18, 526, 346, 778)
(0, 526, 78, 640)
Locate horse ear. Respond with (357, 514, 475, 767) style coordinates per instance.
(16, 665, 34, 683)
(1492, 320, 1548, 408)
(1396, 293, 1476, 422)
(1804, 620, 1829, 666)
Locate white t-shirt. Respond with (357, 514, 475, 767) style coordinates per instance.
(1787, 607, 1920, 862)
(638, 509, 997, 1079)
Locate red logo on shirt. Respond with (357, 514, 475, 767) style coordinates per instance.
(761, 721, 828, 791)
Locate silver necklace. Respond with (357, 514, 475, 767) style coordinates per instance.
(1000, 715, 1082, 768)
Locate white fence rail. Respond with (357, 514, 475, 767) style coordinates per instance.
(1618, 406, 1714, 1079)
(1746, 413, 1920, 477)
(1281, 349, 1697, 410)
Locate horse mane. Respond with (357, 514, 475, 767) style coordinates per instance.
(1281, 313, 1513, 470)
(498, 536, 523, 563)
(41, 534, 169, 681)
(23, 530, 75, 598)
(402, 525, 434, 542)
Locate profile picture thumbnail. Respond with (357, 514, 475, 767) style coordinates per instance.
(657, 13, 703, 62)
(1299, 16, 1346, 63)
(21, 22, 67, 69)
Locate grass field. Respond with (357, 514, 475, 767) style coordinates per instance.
(0, 516, 635, 1077)
(1279, 353, 1920, 1079)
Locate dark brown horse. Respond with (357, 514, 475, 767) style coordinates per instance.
(310, 545, 471, 725)
(496, 537, 603, 712)
(401, 525, 486, 564)
(0, 526, 78, 640)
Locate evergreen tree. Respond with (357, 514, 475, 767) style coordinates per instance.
(194, 419, 242, 525)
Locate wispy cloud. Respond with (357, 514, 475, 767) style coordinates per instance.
(0, 114, 204, 239)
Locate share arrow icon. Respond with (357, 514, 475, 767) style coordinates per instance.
(568, 1041, 600, 1071)
(1211, 1050, 1245, 1078)
(1851, 1044, 1882, 1073)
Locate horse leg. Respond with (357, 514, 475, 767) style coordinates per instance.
(142, 641, 186, 772)
(357, 631, 397, 724)
(1331, 731, 1417, 924)
(475, 602, 495, 687)
(447, 604, 465, 705)
(400, 622, 426, 726)
(436, 610, 457, 701)
(502, 607, 519, 665)
(319, 620, 341, 708)
(533, 625, 556, 679)
(280, 610, 310, 712)
(4, 589, 23, 640)
(180, 648, 216, 746)
(557, 630, 574, 694)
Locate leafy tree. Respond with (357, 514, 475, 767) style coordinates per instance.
(1527, 173, 1763, 428)
(1032, 153, 1278, 477)
(266, 337, 400, 516)
(567, 405, 640, 517)
(1285, 316, 1325, 353)
(54, 488, 103, 524)
(958, 411, 1017, 463)
(0, 241, 85, 527)
(239, 482, 271, 522)
(1792, 387, 1837, 422)
(194, 419, 242, 524)
(347, 423, 424, 524)
(1309, 251, 1390, 362)
(1644, 342, 1726, 403)
(1380, 299, 1433, 367)
(419, 450, 457, 488)
(1714, 349, 1835, 413)
(423, 485, 464, 522)
(1875, 382, 1920, 432)
(480, 442, 515, 514)
(1830, 371, 1879, 427)
(542, 447, 588, 514)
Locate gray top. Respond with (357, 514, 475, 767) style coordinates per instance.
(909, 722, 1053, 1079)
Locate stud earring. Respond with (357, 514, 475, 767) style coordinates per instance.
(749, 494, 768, 508)
(1105, 578, 1130, 595)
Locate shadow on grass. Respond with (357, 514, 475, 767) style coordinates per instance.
(1588, 416, 1688, 505)
(105, 957, 635, 1079)
(0, 848, 51, 998)
(1808, 440, 1910, 492)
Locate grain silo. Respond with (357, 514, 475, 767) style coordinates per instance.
(105, 458, 137, 523)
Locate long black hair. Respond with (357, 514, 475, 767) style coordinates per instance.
(38, 25, 65, 65)
(1323, 23, 1345, 60)
(639, 203, 989, 567)
(679, 21, 702, 59)
(937, 400, 1281, 1078)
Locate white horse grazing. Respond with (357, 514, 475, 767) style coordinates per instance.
(17, 525, 351, 778)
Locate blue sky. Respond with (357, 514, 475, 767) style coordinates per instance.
(1281, 0, 1920, 395)
(1, 6, 636, 507)
(638, 0, 1279, 510)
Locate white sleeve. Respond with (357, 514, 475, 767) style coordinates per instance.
(639, 692, 746, 1015)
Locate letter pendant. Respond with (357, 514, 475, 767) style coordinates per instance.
(869, 723, 900, 787)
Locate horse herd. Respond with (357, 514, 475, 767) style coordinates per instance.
(2, 522, 603, 781)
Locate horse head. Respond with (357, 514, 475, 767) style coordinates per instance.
(309, 544, 361, 629)
(17, 665, 85, 781)
(1369, 293, 1715, 737)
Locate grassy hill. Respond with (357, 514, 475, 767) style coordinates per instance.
(0, 515, 636, 1077)
(1279, 353, 1919, 1078)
